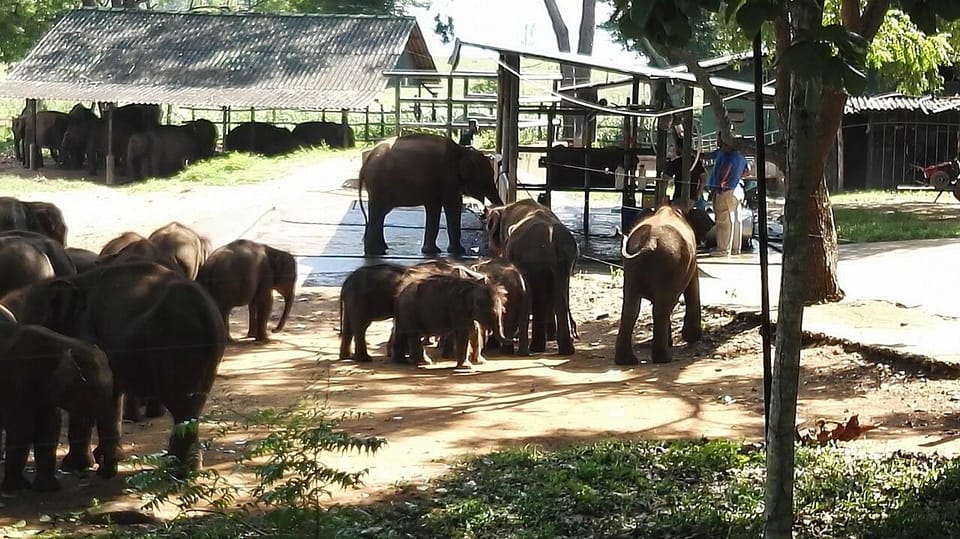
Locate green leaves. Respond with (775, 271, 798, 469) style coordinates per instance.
(777, 23, 869, 94)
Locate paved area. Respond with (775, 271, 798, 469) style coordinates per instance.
(228, 153, 960, 366)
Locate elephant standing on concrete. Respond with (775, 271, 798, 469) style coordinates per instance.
(359, 133, 503, 257)
(197, 240, 297, 342)
(615, 204, 702, 364)
(485, 199, 578, 356)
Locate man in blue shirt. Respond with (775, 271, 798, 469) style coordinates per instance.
(706, 139, 750, 256)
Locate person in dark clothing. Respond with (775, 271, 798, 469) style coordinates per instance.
(459, 119, 479, 147)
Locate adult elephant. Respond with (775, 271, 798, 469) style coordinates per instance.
(224, 122, 300, 157)
(66, 247, 100, 274)
(59, 104, 99, 169)
(0, 238, 55, 297)
(197, 240, 297, 342)
(15, 109, 69, 169)
(293, 121, 355, 149)
(0, 197, 68, 245)
(359, 133, 504, 257)
(0, 262, 227, 473)
(127, 125, 199, 181)
(485, 199, 578, 355)
(99, 237, 185, 276)
(0, 323, 120, 492)
(183, 119, 218, 160)
(148, 222, 211, 279)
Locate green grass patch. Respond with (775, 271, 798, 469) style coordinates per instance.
(833, 206, 960, 243)
(79, 439, 960, 539)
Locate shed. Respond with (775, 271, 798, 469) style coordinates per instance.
(0, 8, 437, 110)
(842, 93, 960, 190)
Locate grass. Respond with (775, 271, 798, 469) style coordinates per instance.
(831, 189, 960, 243)
(71, 439, 960, 539)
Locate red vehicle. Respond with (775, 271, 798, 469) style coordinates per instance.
(916, 157, 960, 202)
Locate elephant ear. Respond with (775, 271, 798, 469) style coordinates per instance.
(39, 279, 85, 332)
(24, 202, 67, 245)
(485, 208, 504, 254)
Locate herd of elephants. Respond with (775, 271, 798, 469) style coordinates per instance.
(0, 131, 710, 498)
(11, 102, 356, 181)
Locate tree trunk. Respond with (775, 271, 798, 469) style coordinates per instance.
(765, 3, 825, 537)
(543, 0, 576, 141)
(575, 0, 597, 145)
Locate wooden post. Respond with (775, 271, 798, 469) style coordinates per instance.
(545, 98, 556, 207)
(498, 53, 521, 203)
(462, 77, 469, 125)
(364, 106, 370, 142)
(221, 106, 229, 152)
(341, 109, 349, 147)
(583, 151, 591, 238)
(250, 107, 255, 122)
(680, 86, 695, 203)
(166, 104, 172, 125)
(446, 74, 454, 139)
(27, 98, 38, 171)
(379, 103, 386, 138)
(105, 103, 116, 185)
(394, 78, 402, 136)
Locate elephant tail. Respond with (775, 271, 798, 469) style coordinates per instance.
(357, 167, 368, 225)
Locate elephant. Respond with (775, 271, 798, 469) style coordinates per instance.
(0, 238, 55, 297)
(127, 125, 199, 180)
(0, 197, 68, 245)
(148, 222, 211, 279)
(65, 247, 100, 273)
(0, 323, 120, 492)
(471, 257, 531, 356)
(197, 240, 297, 342)
(392, 272, 505, 369)
(0, 230, 76, 277)
(0, 261, 227, 473)
(14, 108, 69, 169)
(61, 103, 158, 176)
(99, 237, 185, 277)
(59, 104, 100, 169)
(224, 122, 301, 157)
(100, 231, 147, 257)
(183, 119, 218, 160)
(359, 133, 504, 257)
(485, 199, 578, 355)
(292, 121, 356, 149)
(111, 103, 161, 133)
(338, 263, 407, 362)
(615, 204, 703, 365)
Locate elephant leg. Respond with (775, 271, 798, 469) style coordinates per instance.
(354, 320, 374, 362)
(246, 302, 258, 339)
(2, 412, 34, 492)
(391, 323, 408, 364)
(61, 410, 96, 472)
(252, 288, 273, 342)
(442, 199, 466, 257)
(221, 308, 235, 343)
(363, 200, 389, 256)
(469, 323, 486, 365)
(681, 275, 703, 343)
(32, 406, 62, 492)
(412, 334, 431, 365)
(651, 298, 676, 364)
(122, 394, 145, 423)
(554, 274, 575, 356)
(614, 279, 642, 366)
(339, 313, 354, 361)
(530, 286, 548, 354)
(454, 328, 472, 369)
(421, 204, 443, 255)
(440, 334, 456, 359)
(163, 396, 207, 474)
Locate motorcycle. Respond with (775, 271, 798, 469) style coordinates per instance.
(914, 157, 960, 202)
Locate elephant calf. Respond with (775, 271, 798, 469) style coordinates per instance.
(197, 240, 297, 342)
(471, 257, 531, 356)
(338, 262, 407, 362)
(0, 323, 119, 492)
(615, 204, 703, 365)
(393, 272, 505, 369)
(148, 222, 212, 280)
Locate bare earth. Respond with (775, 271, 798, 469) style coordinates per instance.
(2, 159, 960, 530)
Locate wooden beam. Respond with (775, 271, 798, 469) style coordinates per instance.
(680, 86, 695, 203)
(501, 53, 521, 203)
(105, 103, 116, 186)
(28, 98, 38, 171)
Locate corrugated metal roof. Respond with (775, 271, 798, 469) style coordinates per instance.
(0, 8, 436, 109)
(844, 93, 960, 114)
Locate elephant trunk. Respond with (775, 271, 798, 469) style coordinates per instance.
(273, 280, 295, 333)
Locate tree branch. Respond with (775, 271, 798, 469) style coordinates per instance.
(860, 0, 892, 40)
(840, 0, 861, 32)
(576, 0, 595, 55)
(671, 47, 734, 146)
(543, 0, 571, 52)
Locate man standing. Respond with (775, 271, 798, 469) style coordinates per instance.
(459, 119, 479, 147)
(707, 139, 750, 257)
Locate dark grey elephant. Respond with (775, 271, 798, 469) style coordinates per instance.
(293, 121, 355, 149)
(0, 230, 76, 277)
(0, 262, 227, 474)
(13, 108, 69, 169)
(359, 133, 504, 257)
(65, 247, 100, 273)
(99, 237, 185, 277)
(148, 222, 211, 280)
(0, 323, 120, 492)
(338, 263, 407, 363)
(59, 104, 99, 170)
(485, 199, 579, 356)
(224, 122, 300, 157)
(0, 197, 68, 245)
(615, 204, 702, 365)
(183, 119, 218, 160)
(61, 103, 159, 176)
(0, 238, 55, 297)
(127, 125, 199, 181)
(197, 240, 297, 342)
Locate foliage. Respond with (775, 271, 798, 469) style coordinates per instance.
(243, 0, 425, 15)
(88, 439, 960, 539)
(0, 0, 79, 63)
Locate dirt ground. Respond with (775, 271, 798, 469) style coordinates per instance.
(3, 158, 960, 530)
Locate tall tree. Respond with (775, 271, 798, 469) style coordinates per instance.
(0, 0, 81, 63)
(609, 1, 960, 537)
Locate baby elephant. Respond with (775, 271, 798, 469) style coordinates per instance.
(197, 240, 298, 342)
(0, 323, 120, 492)
(338, 263, 407, 362)
(615, 204, 702, 365)
(393, 273, 505, 369)
(471, 257, 530, 355)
